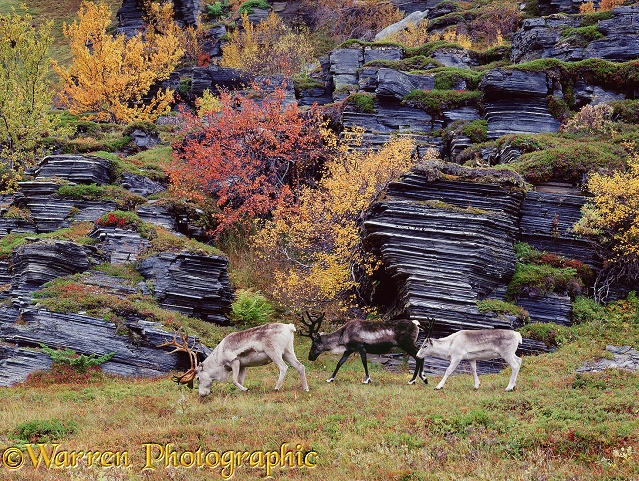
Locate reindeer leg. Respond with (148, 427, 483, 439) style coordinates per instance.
(268, 352, 289, 391)
(283, 352, 309, 391)
(469, 360, 480, 389)
(230, 359, 249, 391)
(357, 347, 371, 384)
(503, 353, 522, 391)
(237, 366, 247, 386)
(408, 356, 427, 385)
(327, 349, 354, 382)
(436, 357, 461, 390)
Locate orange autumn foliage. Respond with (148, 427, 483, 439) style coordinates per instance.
(254, 135, 427, 311)
(53, 1, 184, 123)
(168, 86, 334, 236)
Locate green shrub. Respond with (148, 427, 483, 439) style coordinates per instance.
(206, 1, 226, 18)
(432, 68, 483, 90)
(231, 289, 274, 327)
(507, 263, 583, 299)
(461, 119, 488, 143)
(347, 92, 376, 113)
(292, 73, 324, 92)
(611, 99, 639, 124)
(520, 322, 573, 348)
(57, 184, 146, 210)
(505, 140, 626, 184)
(403, 89, 481, 117)
(476, 299, 530, 323)
(39, 344, 115, 372)
(572, 296, 606, 324)
(363, 56, 441, 71)
(14, 419, 77, 443)
(238, 0, 271, 14)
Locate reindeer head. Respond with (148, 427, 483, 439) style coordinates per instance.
(416, 318, 436, 357)
(298, 311, 325, 361)
(157, 329, 201, 389)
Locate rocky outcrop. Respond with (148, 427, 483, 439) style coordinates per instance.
(89, 227, 151, 265)
(0, 306, 211, 386)
(117, 0, 201, 37)
(138, 252, 234, 324)
(363, 161, 526, 336)
(11, 240, 90, 303)
(374, 68, 436, 98)
(375, 10, 428, 40)
(516, 293, 573, 325)
(576, 345, 639, 373)
(480, 68, 561, 139)
(512, 6, 639, 63)
(518, 190, 597, 266)
(32, 155, 113, 185)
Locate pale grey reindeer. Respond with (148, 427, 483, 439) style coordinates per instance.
(416, 327, 523, 391)
(159, 324, 309, 396)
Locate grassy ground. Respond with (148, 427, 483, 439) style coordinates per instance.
(0, 317, 637, 481)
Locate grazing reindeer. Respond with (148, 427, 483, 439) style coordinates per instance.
(299, 312, 429, 385)
(416, 328, 523, 391)
(159, 324, 309, 396)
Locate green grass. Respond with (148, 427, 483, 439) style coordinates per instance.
(0, 310, 637, 480)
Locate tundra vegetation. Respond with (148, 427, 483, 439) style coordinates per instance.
(0, 0, 638, 479)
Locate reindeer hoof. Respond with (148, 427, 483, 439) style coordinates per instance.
(362, 378, 371, 384)
(408, 379, 416, 385)
(326, 378, 334, 383)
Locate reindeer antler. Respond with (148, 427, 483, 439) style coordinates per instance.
(424, 317, 436, 343)
(157, 329, 201, 388)
(298, 311, 324, 339)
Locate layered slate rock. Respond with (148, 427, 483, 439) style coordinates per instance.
(480, 68, 561, 139)
(89, 227, 151, 265)
(517, 293, 572, 325)
(0, 306, 211, 386)
(11, 240, 90, 302)
(119, 172, 166, 198)
(374, 68, 436, 99)
(519, 189, 597, 266)
(33, 155, 113, 185)
(136, 202, 178, 230)
(363, 161, 526, 336)
(138, 252, 234, 324)
(511, 6, 639, 64)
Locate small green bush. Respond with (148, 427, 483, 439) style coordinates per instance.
(476, 299, 530, 323)
(347, 92, 376, 113)
(403, 89, 481, 117)
(461, 119, 488, 143)
(507, 263, 583, 299)
(520, 322, 573, 348)
(40, 344, 115, 372)
(572, 296, 605, 324)
(238, 0, 271, 14)
(231, 289, 274, 327)
(207, 1, 225, 17)
(14, 419, 77, 444)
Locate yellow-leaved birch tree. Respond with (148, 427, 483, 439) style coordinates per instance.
(53, 1, 184, 123)
(254, 134, 429, 312)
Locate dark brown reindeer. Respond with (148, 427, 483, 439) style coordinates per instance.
(299, 312, 431, 385)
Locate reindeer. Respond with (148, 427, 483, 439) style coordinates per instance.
(298, 312, 430, 385)
(158, 324, 309, 396)
(416, 328, 523, 391)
